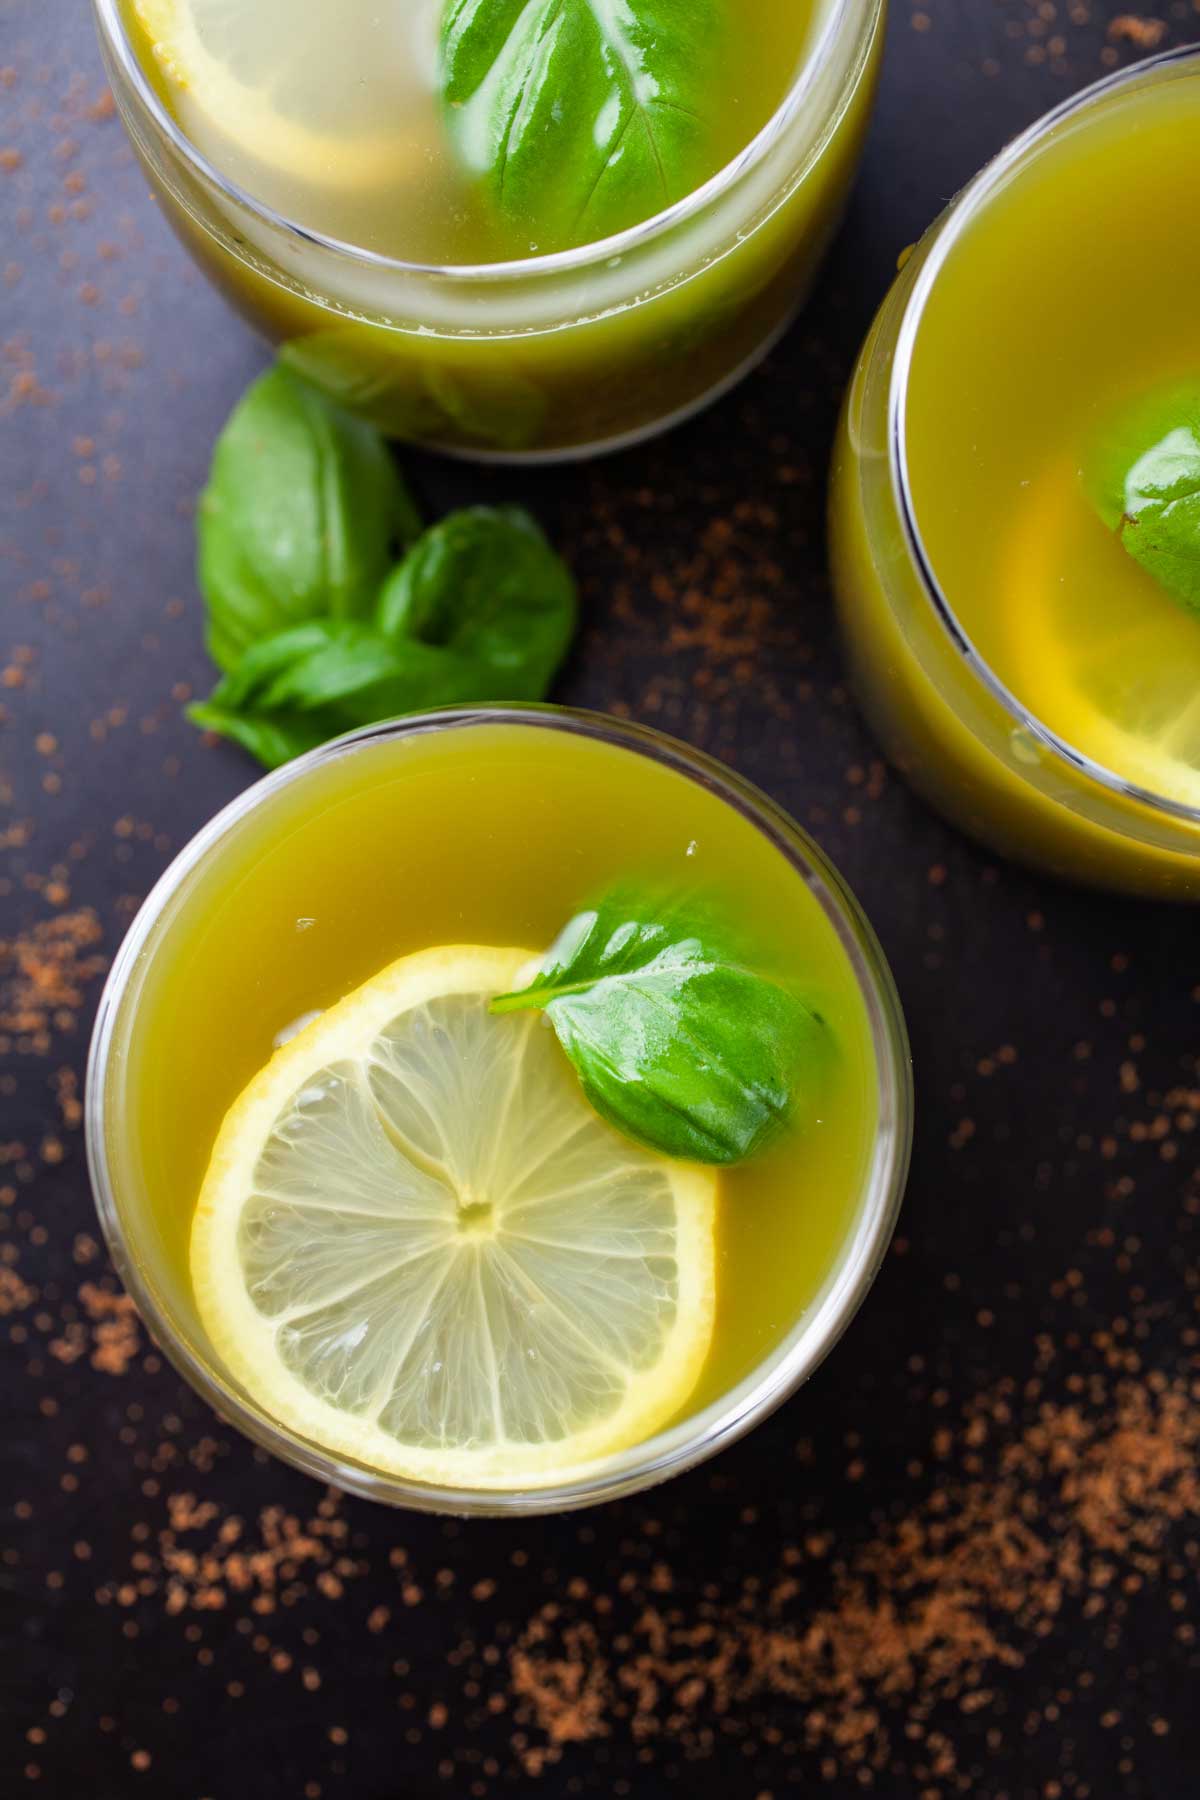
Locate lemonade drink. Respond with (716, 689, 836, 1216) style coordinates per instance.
(830, 50, 1200, 897)
(87, 711, 909, 1511)
(95, 0, 886, 457)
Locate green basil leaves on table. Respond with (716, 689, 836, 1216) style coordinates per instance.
(439, 0, 724, 254)
(377, 506, 577, 698)
(199, 364, 422, 672)
(187, 621, 491, 770)
(190, 366, 578, 769)
(1085, 382, 1200, 617)
(491, 889, 824, 1165)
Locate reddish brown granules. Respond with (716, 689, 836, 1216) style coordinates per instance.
(79, 1281, 141, 1375)
(101, 1491, 368, 1629)
(1107, 15, 1169, 47)
(506, 1371, 1200, 1783)
(0, 906, 105, 1053)
(49, 1281, 141, 1374)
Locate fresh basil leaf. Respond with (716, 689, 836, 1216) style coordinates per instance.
(189, 620, 498, 769)
(440, 0, 724, 254)
(492, 889, 823, 1165)
(186, 702, 331, 771)
(190, 506, 578, 769)
(1085, 382, 1200, 617)
(377, 507, 577, 694)
(199, 364, 421, 671)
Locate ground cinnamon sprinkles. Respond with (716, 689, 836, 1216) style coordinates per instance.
(1107, 15, 1169, 49)
(0, 906, 106, 1054)
(47, 1281, 142, 1374)
(507, 1359, 1198, 1786)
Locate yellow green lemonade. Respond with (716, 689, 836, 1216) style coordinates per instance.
(124, 0, 811, 265)
(95, 719, 894, 1497)
(103, 0, 885, 455)
(831, 55, 1200, 895)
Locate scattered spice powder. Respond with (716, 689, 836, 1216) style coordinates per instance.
(0, 1263, 35, 1315)
(0, 907, 106, 1054)
(505, 1363, 1200, 1784)
(61, 1280, 142, 1374)
(101, 1490, 368, 1633)
(1107, 14, 1169, 47)
(53, 1064, 83, 1129)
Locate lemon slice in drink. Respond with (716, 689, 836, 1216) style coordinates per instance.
(134, 0, 422, 193)
(191, 946, 717, 1490)
(1004, 459, 1200, 809)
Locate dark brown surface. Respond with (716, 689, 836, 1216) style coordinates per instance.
(3, 3, 1198, 1796)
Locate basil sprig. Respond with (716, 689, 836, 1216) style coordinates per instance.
(1085, 381, 1200, 617)
(189, 366, 577, 768)
(492, 890, 824, 1165)
(439, 0, 724, 254)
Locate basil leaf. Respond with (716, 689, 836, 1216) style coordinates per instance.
(186, 703, 331, 771)
(440, 0, 724, 253)
(377, 507, 577, 695)
(1085, 382, 1200, 617)
(492, 890, 823, 1165)
(190, 510, 578, 769)
(188, 620, 495, 770)
(199, 365, 421, 671)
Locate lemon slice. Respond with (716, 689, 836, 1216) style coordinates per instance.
(191, 946, 717, 1490)
(1003, 457, 1200, 809)
(134, 0, 423, 192)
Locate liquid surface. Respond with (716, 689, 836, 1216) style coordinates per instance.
(105, 723, 882, 1455)
(905, 70, 1200, 812)
(122, 0, 817, 264)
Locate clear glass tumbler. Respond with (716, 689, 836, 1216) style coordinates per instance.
(829, 47, 1200, 899)
(87, 706, 912, 1515)
(93, 0, 886, 461)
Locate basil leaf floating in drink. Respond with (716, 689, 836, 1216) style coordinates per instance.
(190, 504, 578, 769)
(199, 364, 422, 672)
(439, 0, 726, 254)
(1085, 383, 1200, 617)
(491, 889, 824, 1164)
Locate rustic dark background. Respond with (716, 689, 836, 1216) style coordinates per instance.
(3, 2, 1198, 1795)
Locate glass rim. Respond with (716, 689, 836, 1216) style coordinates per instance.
(889, 41, 1200, 831)
(92, 0, 877, 284)
(85, 703, 913, 1517)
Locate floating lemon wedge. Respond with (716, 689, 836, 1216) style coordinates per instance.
(191, 946, 717, 1490)
(134, 0, 421, 193)
(1003, 457, 1200, 810)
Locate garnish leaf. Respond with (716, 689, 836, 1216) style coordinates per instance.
(439, 0, 724, 254)
(199, 364, 421, 672)
(1085, 383, 1200, 617)
(376, 506, 577, 698)
(491, 889, 823, 1165)
(190, 509, 577, 769)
